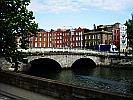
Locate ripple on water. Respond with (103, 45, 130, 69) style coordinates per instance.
(69, 75, 131, 94)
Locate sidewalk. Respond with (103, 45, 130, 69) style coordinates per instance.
(0, 82, 59, 100)
(0, 90, 24, 100)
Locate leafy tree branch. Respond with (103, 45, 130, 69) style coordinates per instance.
(0, 0, 38, 71)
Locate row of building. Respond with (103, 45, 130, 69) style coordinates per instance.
(18, 22, 128, 52)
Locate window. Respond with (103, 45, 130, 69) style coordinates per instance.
(85, 36, 87, 40)
(35, 42, 37, 47)
(93, 34, 95, 39)
(39, 43, 41, 47)
(90, 35, 93, 39)
(76, 43, 78, 46)
(79, 32, 81, 35)
(40, 38, 41, 41)
(114, 35, 116, 40)
(122, 32, 125, 37)
(122, 40, 125, 43)
(71, 31, 74, 35)
(76, 37, 78, 41)
(35, 38, 37, 41)
(97, 35, 100, 39)
(117, 30, 119, 33)
(50, 43, 51, 47)
(117, 36, 120, 40)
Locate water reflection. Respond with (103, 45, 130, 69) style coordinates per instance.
(27, 67, 133, 95)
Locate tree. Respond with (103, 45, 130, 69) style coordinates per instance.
(0, 0, 38, 71)
(125, 14, 133, 56)
(125, 14, 133, 44)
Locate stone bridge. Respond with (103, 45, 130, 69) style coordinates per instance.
(1, 48, 131, 71)
(0, 49, 111, 71)
(26, 53, 110, 70)
(0, 47, 114, 71)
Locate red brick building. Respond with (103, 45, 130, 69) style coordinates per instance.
(29, 32, 48, 48)
(112, 28, 120, 48)
(71, 27, 83, 48)
(29, 27, 84, 48)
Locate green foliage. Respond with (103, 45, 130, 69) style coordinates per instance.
(125, 14, 133, 44)
(0, 0, 38, 71)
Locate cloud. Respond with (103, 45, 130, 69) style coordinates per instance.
(27, 0, 133, 13)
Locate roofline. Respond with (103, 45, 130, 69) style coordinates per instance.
(84, 31, 112, 34)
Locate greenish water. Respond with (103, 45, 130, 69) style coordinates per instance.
(28, 67, 133, 95)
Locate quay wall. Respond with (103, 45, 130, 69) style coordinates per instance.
(0, 70, 133, 100)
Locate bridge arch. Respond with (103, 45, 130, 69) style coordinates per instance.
(71, 58, 96, 69)
(26, 54, 101, 69)
(28, 58, 62, 72)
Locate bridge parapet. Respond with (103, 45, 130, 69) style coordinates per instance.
(18, 48, 110, 56)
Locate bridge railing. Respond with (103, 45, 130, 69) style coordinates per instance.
(17, 47, 92, 53)
(17, 47, 110, 56)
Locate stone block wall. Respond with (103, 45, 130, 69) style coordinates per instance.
(0, 70, 133, 100)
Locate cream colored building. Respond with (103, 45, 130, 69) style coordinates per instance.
(84, 31, 112, 48)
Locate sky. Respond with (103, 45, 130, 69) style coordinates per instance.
(27, 0, 133, 30)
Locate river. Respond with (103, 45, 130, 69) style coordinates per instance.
(27, 67, 133, 95)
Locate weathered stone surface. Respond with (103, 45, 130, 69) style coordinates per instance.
(0, 70, 133, 100)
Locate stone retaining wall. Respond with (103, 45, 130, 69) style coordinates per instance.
(0, 70, 133, 100)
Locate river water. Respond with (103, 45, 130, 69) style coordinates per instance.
(27, 67, 133, 95)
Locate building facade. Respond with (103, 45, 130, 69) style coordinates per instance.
(83, 25, 112, 49)
(113, 23, 127, 52)
(83, 23, 127, 52)
(112, 28, 120, 49)
(71, 27, 83, 48)
(28, 27, 84, 48)
(119, 24, 127, 52)
(84, 31, 112, 49)
(29, 32, 48, 48)
(26, 23, 127, 52)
